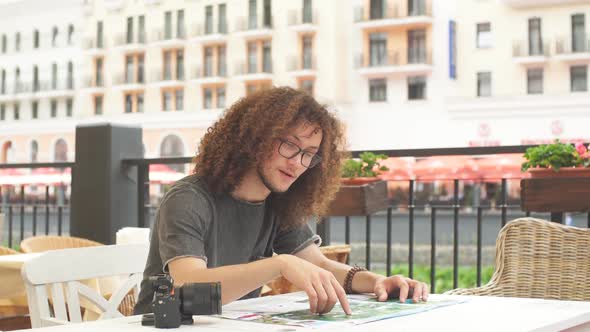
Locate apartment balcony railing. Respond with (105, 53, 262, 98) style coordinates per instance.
(234, 17, 273, 38)
(148, 71, 186, 86)
(113, 74, 145, 88)
(82, 38, 105, 50)
(233, 61, 273, 77)
(288, 10, 319, 30)
(81, 76, 104, 89)
(114, 33, 147, 47)
(189, 24, 228, 43)
(512, 40, 551, 57)
(554, 37, 590, 63)
(354, 1, 432, 23)
(191, 66, 228, 80)
(150, 30, 187, 46)
(287, 56, 317, 74)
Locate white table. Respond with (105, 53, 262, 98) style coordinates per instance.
(14, 293, 590, 332)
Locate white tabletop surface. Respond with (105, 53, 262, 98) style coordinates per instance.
(14, 293, 590, 332)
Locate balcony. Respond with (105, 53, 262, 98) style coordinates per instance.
(80, 76, 105, 94)
(500, 0, 589, 8)
(190, 66, 227, 85)
(114, 33, 147, 52)
(82, 38, 107, 56)
(234, 17, 273, 40)
(148, 70, 185, 88)
(31, 81, 75, 99)
(188, 24, 228, 44)
(149, 30, 186, 48)
(355, 51, 433, 77)
(286, 56, 317, 77)
(555, 37, 590, 64)
(512, 40, 550, 66)
(287, 10, 318, 33)
(354, 2, 432, 30)
(113, 74, 145, 91)
(233, 61, 273, 81)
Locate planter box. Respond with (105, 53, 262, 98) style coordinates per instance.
(326, 180, 391, 216)
(521, 177, 590, 212)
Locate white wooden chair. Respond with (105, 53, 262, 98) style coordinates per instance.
(21, 243, 149, 328)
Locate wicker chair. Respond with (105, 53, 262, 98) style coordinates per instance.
(262, 244, 352, 296)
(445, 217, 590, 301)
(19, 236, 137, 316)
(19, 235, 102, 253)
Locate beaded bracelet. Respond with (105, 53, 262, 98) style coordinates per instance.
(343, 265, 367, 294)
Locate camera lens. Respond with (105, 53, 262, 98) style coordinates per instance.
(179, 282, 222, 315)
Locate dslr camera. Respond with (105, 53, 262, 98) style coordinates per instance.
(141, 274, 222, 328)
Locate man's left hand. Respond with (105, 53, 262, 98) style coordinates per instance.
(373, 275, 429, 303)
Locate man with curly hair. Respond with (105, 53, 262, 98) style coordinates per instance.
(135, 87, 429, 315)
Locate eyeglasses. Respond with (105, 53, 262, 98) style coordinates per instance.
(277, 139, 322, 169)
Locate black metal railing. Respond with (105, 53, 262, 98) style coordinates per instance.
(0, 162, 74, 248)
(118, 144, 590, 293)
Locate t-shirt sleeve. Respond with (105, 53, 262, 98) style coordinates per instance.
(156, 186, 213, 272)
(273, 222, 322, 255)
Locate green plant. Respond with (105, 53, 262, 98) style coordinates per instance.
(341, 152, 389, 178)
(521, 140, 590, 172)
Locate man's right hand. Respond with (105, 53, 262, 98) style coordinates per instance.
(275, 254, 352, 315)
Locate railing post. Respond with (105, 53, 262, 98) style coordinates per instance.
(70, 124, 143, 244)
(316, 217, 330, 246)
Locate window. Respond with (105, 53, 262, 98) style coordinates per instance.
(303, 0, 312, 24)
(263, 40, 272, 72)
(177, 10, 185, 38)
(33, 66, 39, 92)
(219, 4, 228, 33)
(217, 86, 226, 108)
(14, 67, 20, 92)
(125, 92, 144, 113)
(205, 6, 214, 34)
(408, 76, 426, 100)
(54, 139, 68, 162)
(476, 23, 491, 48)
(299, 79, 314, 96)
(248, 41, 257, 73)
(34, 29, 39, 49)
(126, 17, 134, 44)
(527, 68, 543, 94)
(263, 0, 272, 28)
(369, 32, 387, 66)
(125, 53, 144, 83)
(218, 45, 227, 76)
(68, 25, 74, 45)
(203, 88, 213, 109)
(51, 99, 58, 118)
(302, 35, 313, 69)
(408, 29, 426, 63)
(32, 101, 38, 119)
(30, 141, 38, 162)
(369, 79, 386, 102)
(164, 11, 172, 39)
(1, 34, 6, 53)
(249, 0, 257, 29)
(14, 103, 20, 120)
(1, 69, 5, 94)
(163, 91, 172, 111)
(175, 89, 184, 110)
(67, 62, 74, 89)
(163, 49, 183, 80)
(528, 18, 542, 56)
(204, 47, 214, 76)
(15, 32, 20, 51)
(52, 26, 58, 47)
(571, 65, 587, 92)
(94, 95, 103, 115)
(138, 15, 146, 43)
(572, 14, 586, 52)
(0, 104, 4, 120)
(95, 58, 104, 86)
(450, 20, 457, 79)
(51, 63, 58, 90)
(97, 21, 103, 48)
(477, 72, 491, 97)
(66, 98, 73, 117)
(176, 50, 184, 80)
(370, 0, 385, 20)
(408, 0, 425, 16)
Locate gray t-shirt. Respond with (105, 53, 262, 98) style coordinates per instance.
(134, 174, 321, 314)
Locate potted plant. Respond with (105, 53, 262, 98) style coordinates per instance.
(326, 152, 391, 216)
(340, 152, 389, 185)
(521, 140, 590, 178)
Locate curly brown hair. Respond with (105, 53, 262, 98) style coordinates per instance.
(193, 87, 345, 230)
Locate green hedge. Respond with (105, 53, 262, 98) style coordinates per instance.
(373, 265, 495, 294)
